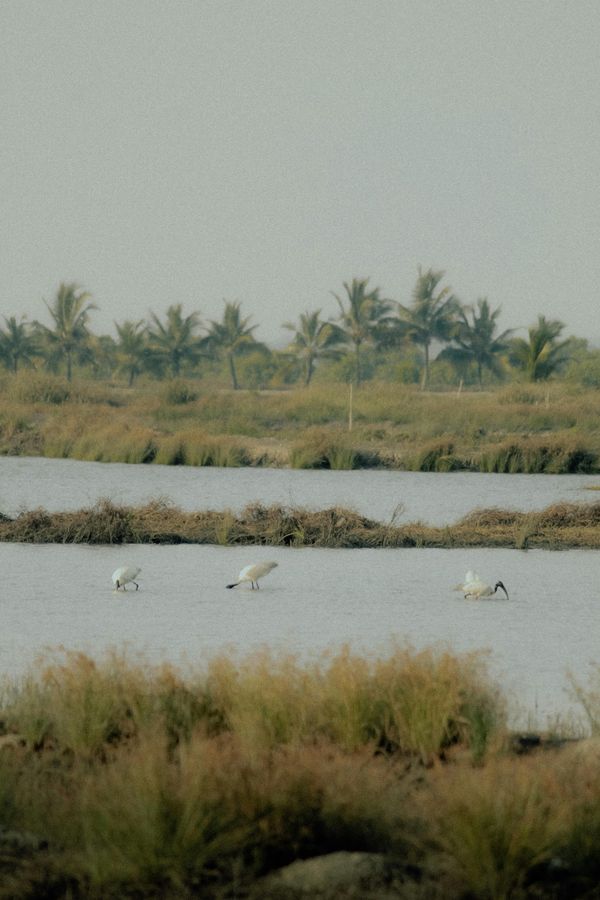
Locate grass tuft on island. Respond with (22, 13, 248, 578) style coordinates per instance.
(0, 645, 599, 898)
(1, 498, 600, 549)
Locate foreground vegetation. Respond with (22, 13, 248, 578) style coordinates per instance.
(1, 498, 600, 550)
(2, 374, 600, 473)
(1, 646, 600, 899)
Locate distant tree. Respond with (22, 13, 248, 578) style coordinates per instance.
(396, 267, 460, 389)
(283, 309, 344, 386)
(35, 282, 97, 381)
(509, 315, 573, 381)
(333, 278, 392, 385)
(145, 304, 203, 378)
(439, 298, 514, 387)
(205, 301, 260, 390)
(115, 319, 147, 386)
(84, 334, 118, 380)
(0, 316, 38, 373)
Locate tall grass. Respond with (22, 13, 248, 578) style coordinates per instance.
(2, 648, 600, 897)
(3, 373, 600, 471)
(420, 757, 566, 899)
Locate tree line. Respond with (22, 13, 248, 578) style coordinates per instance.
(0, 269, 589, 389)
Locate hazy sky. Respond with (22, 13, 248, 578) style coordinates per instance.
(2, 1, 599, 347)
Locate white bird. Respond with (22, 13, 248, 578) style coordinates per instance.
(226, 561, 278, 590)
(456, 571, 509, 600)
(112, 566, 141, 591)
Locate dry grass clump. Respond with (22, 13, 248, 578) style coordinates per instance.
(478, 437, 597, 474)
(419, 755, 567, 900)
(3, 499, 600, 549)
(203, 644, 503, 763)
(2, 648, 600, 897)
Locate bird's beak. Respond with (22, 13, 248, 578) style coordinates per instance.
(496, 581, 509, 600)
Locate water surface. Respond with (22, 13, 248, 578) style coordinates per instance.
(1, 541, 597, 728)
(1, 456, 598, 524)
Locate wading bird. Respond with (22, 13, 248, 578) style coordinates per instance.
(456, 571, 509, 600)
(226, 561, 278, 590)
(112, 566, 141, 591)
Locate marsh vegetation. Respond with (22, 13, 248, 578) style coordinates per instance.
(2, 374, 600, 473)
(0, 646, 600, 898)
(1, 497, 599, 550)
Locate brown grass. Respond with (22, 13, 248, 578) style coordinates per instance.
(1, 498, 600, 549)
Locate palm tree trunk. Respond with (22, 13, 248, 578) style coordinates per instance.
(228, 353, 239, 390)
(355, 342, 361, 386)
(420, 343, 429, 390)
(305, 355, 314, 386)
(66, 350, 72, 382)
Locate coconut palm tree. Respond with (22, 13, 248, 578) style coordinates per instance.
(283, 310, 344, 386)
(145, 305, 203, 378)
(35, 283, 97, 381)
(333, 278, 392, 385)
(439, 299, 514, 387)
(397, 267, 460, 389)
(0, 316, 38, 373)
(205, 301, 260, 390)
(509, 315, 573, 382)
(115, 319, 148, 386)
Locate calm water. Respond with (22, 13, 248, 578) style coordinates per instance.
(1, 540, 599, 727)
(1, 457, 599, 726)
(1, 456, 599, 524)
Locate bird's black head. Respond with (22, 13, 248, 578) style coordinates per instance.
(494, 580, 509, 600)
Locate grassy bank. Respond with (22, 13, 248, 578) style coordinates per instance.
(1, 498, 600, 549)
(0, 646, 599, 898)
(1, 374, 600, 472)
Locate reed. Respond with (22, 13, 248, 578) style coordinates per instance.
(2, 499, 600, 549)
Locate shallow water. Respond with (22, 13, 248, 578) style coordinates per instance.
(1, 540, 598, 727)
(1, 456, 598, 524)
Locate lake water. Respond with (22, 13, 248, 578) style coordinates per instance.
(1, 456, 599, 524)
(1, 456, 599, 727)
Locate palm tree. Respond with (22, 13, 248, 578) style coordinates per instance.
(115, 319, 147, 386)
(333, 278, 391, 385)
(205, 301, 260, 389)
(440, 299, 514, 387)
(35, 283, 97, 381)
(283, 310, 344, 386)
(397, 267, 460, 389)
(145, 305, 203, 378)
(509, 315, 573, 382)
(0, 316, 38, 373)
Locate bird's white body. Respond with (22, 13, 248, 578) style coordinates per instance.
(456, 571, 509, 600)
(112, 566, 141, 591)
(226, 561, 278, 590)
